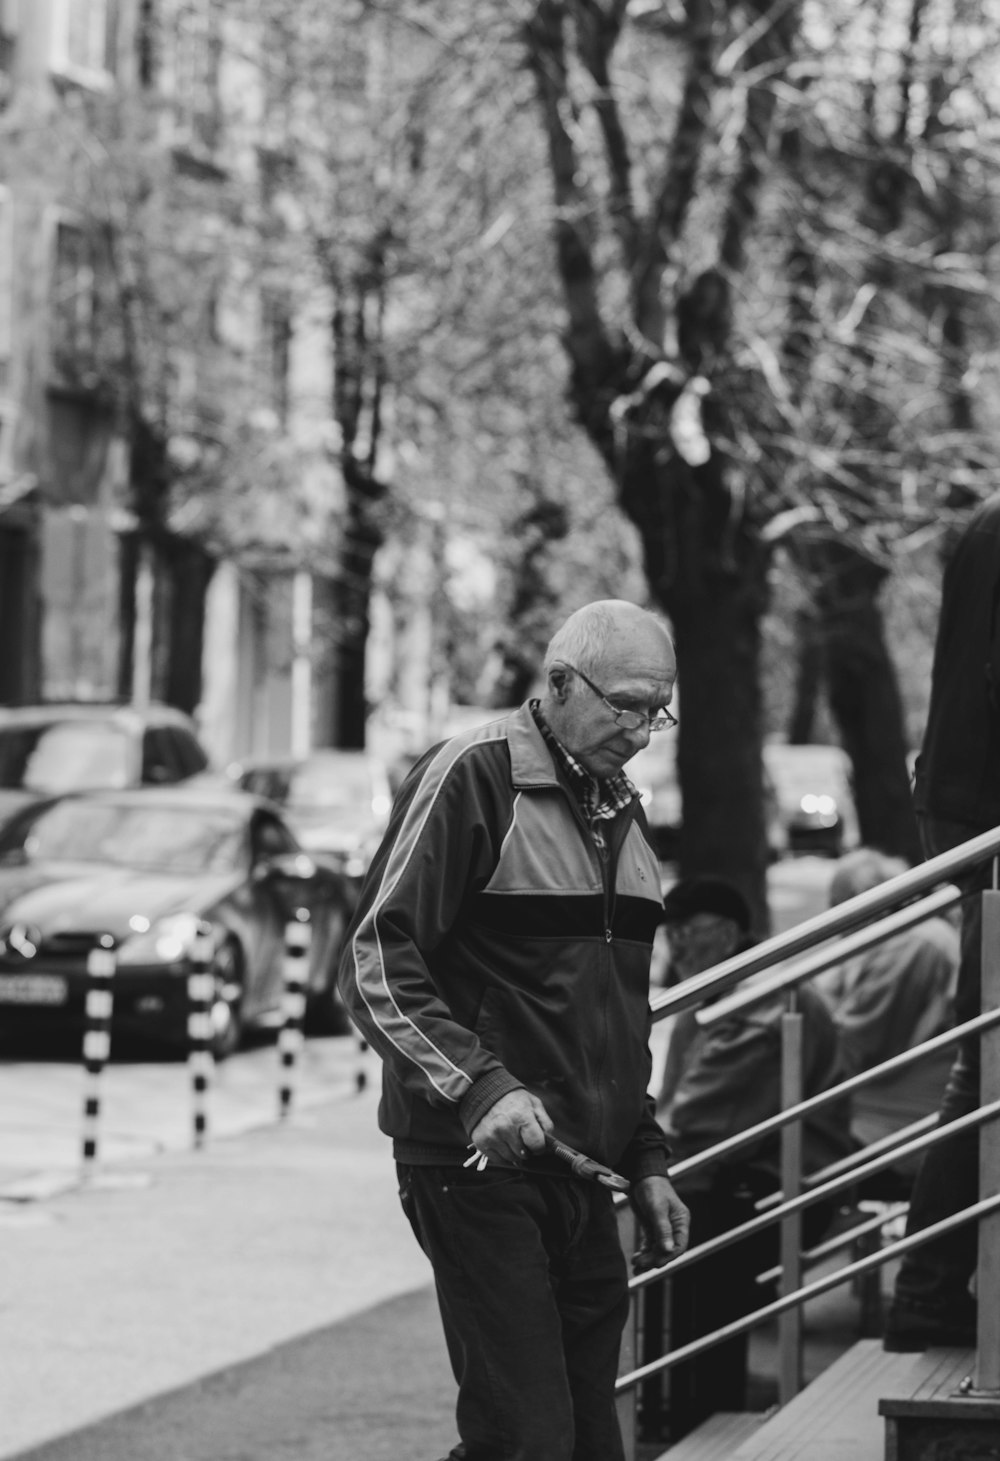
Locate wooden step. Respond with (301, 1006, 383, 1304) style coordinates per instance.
(670, 1340, 975, 1461)
(647, 1410, 766, 1461)
(879, 1347, 999, 1460)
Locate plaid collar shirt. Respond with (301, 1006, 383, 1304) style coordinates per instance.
(530, 701, 639, 848)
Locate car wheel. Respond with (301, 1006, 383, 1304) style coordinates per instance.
(305, 905, 353, 1036)
(208, 938, 245, 1059)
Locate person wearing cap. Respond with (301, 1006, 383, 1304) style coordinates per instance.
(815, 847, 958, 1190)
(654, 876, 851, 1442)
(339, 599, 689, 1461)
(655, 875, 757, 1112)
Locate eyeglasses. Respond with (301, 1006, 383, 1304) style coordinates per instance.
(566, 664, 678, 733)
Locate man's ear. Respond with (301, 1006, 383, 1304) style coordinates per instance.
(548, 665, 571, 701)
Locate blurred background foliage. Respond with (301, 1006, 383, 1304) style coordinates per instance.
(19, 0, 1000, 923)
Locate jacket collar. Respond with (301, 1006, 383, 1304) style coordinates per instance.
(506, 702, 562, 789)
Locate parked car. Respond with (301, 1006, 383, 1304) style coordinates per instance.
(229, 749, 393, 885)
(0, 702, 212, 832)
(763, 741, 859, 857)
(0, 786, 355, 1054)
(628, 736, 787, 863)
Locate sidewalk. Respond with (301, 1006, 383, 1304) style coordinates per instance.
(0, 1069, 453, 1460)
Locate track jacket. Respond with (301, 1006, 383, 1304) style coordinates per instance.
(338, 702, 672, 1182)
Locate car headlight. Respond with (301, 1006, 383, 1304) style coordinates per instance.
(117, 912, 204, 967)
(800, 794, 838, 817)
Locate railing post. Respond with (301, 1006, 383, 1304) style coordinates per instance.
(278, 915, 310, 1121)
(975, 886, 1000, 1393)
(616, 1202, 639, 1461)
(778, 998, 804, 1405)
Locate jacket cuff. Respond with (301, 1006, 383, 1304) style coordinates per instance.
(624, 1148, 674, 1185)
(459, 1068, 526, 1136)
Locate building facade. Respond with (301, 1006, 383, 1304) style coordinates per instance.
(0, 0, 351, 765)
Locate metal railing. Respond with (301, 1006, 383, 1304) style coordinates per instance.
(616, 828, 1000, 1457)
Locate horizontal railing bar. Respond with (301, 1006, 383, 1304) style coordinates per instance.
(700, 885, 962, 1024)
(651, 829, 1000, 1023)
(635, 1098, 1000, 1287)
(616, 1192, 1000, 1391)
(756, 1203, 909, 1286)
(755, 1116, 939, 1209)
(665, 1008, 1000, 1183)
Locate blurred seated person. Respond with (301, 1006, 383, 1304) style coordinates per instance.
(655, 876, 852, 1441)
(814, 847, 958, 1190)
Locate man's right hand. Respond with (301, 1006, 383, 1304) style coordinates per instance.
(469, 1089, 553, 1165)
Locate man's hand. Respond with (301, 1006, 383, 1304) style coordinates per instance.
(631, 1174, 691, 1273)
(469, 1090, 554, 1165)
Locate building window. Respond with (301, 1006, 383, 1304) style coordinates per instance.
(51, 221, 98, 382)
(51, 0, 119, 83)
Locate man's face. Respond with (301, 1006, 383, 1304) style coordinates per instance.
(663, 913, 741, 982)
(550, 626, 677, 779)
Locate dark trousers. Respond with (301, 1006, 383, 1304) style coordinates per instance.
(891, 812, 986, 1322)
(398, 1163, 630, 1461)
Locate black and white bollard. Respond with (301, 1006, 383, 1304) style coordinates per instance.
(278, 915, 311, 1120)
(81, 938, 116, 1181)
(187, 924, 215, 1149)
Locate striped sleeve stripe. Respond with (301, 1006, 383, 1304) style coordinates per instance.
(345, 727, 508, 1102)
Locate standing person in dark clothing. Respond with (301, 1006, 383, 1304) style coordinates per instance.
(339, 599, 690, 1461)
(883, 492, 1000, 1351)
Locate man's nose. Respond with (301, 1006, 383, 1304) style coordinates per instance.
(627, 720, 653, 749)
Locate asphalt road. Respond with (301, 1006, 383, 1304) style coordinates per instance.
(10, 1285, 457, 1461)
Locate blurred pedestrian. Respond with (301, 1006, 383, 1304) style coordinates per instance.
(884, 493, 1000, 1351)
(816, 848, 958, 1190)
(655, 876, 851, 1441)
(339, 599, 690, 1461)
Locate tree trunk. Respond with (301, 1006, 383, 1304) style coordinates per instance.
(160, 535, 214, 716)
(788, 603, 823, 745)
(812, 539, 920, 862)
(619, 428, 772, 931)
(328, 460, 384, 749)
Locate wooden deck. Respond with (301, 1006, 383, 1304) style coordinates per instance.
(651, 1341, 977, 1461)
(880, 1346, 1000, 1460)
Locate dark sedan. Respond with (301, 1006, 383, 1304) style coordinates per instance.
(0, 787, 355, 1055)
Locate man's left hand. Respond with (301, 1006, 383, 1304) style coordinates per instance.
(631, 1174, 691, 1273)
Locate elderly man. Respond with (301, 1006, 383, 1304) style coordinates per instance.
(339, 599, 689, 1461)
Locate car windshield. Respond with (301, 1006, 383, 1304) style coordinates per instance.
(0, 722, 131, 792)
(287, 759, 375, 810)
(1, 801, 245, 875)
(765, 747, 848, 800)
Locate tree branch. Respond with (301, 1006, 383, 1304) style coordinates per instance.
(568, 1, 639, 269)
(632, 0, 717, 333)
(522, 0, 615, 388)
(720, 0, 800, 274)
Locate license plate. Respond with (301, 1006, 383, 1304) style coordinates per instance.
(0, 973, 69, 1006)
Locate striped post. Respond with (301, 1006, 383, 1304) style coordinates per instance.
(81, 939, 116, 1180)
(187, 924, 215, 1150)
(278, 915, 311, 1120)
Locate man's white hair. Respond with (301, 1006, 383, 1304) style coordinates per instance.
(543, 599, 672, 677)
